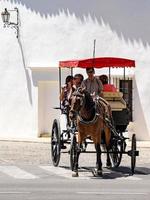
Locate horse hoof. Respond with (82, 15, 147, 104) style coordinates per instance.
(92, 169, 103, 177)
(106, 164, 112, 169)
(72, 172, 79, 177)
(97, 170, 103, 177)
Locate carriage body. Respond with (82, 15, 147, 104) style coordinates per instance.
(51, 57, 139, 174)
(102, 91, 130, 132)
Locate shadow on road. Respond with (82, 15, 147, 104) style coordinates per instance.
(59, 165, 150, 179)
(110, 166, 150, 175)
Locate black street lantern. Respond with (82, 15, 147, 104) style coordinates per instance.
(1, 8, 10, 24)
(1, 7, 19, 38)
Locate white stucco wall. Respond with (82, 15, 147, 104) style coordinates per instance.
(133, 61, 150, 140)
(0, 0, 150, 139)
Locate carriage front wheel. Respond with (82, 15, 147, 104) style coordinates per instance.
(70, 134, 77, 171)
(51, 119, 61, 166)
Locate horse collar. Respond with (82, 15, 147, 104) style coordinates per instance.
(78, 113, 99, 125)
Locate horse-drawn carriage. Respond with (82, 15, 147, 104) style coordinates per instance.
(51, 57, 139, 177)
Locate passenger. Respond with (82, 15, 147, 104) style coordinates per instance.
(59, 75, 74, 149)
(73, 73, 84, 89)
(99, 74, 117, 92)
(81, 67, 103, 97)
(60, 75, 74, 114)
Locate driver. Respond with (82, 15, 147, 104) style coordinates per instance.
(81, 67, 103, 98)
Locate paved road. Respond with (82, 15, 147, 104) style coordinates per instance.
(0, 139, 150, 200)
(0, 164, 150, 200)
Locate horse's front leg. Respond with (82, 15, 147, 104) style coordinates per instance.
(72, 132, 83, 177)
(72, 145, 81, 177)
(93, 143, 103, 177)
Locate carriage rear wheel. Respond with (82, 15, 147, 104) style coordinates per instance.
(110, 136, 123, 168)
(131, 134, 136, 174)
(70, 134, 77, 171)
(51, 119, 61, 166)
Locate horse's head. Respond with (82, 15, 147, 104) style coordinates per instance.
(69, 87, 85, 120)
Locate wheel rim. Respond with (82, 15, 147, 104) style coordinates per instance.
(131, 134, 136, 174)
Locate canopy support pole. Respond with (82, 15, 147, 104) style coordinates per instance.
(109, 67, 111, 84)
(59, 67, 61, 108)
(123, 66, 126, 98)
(93, 39, 96, 58)
(71, 68, 73, 76)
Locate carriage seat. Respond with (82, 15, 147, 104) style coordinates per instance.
(102, 92, 126, 111)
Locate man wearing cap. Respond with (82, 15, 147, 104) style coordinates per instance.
(81, 67, 103, 97)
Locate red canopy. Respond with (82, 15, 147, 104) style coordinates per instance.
(59, 57, 135, 68)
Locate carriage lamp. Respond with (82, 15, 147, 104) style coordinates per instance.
(1, 7, 19, 38)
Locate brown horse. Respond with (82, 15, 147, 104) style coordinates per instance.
(69, 87, 112, 177)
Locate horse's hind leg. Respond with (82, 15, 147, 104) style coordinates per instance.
(105, 128, 112, 168)
(106, 146, 111, 168)
(93, 143, 103, 177)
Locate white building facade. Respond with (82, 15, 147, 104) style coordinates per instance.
(0, 0, 150, 140)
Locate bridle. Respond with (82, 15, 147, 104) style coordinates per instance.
(70, 88, 98, 124)
(69, 89, 85, 118)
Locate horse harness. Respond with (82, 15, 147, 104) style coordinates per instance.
(78, 96, 110, 126)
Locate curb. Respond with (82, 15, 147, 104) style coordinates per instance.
(0, 138, 150, 148)
(0, 137, 51, 143)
